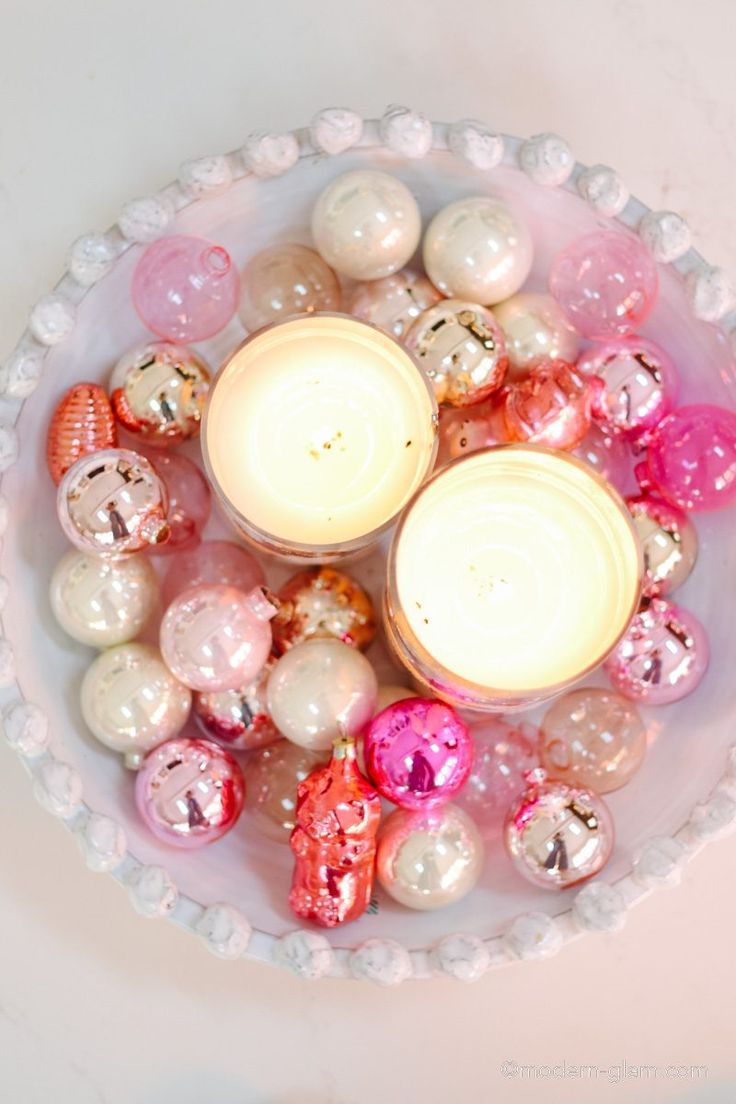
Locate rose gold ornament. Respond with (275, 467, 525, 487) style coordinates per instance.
(47, 382, 118, 485)
(271, 566, 376, 655)
(504, 767, 614, 890)
(436, 396, 509, 467)
(494, 292, 581, 378)
(238, 243, 341, 331)
(626, 494, 698, 597)
(243, 739, 329, 842)
(110, 341, 211, 447)
(348, 269, 442, 339)
(289, 737, 381, 927)
(404, 299, 508, 407)
(502, 360, 593, 450)
(193, 657, 279, 751)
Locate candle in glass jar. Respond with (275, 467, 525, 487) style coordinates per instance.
(203, 314, 438, 557)
(386, 446, 642, 711)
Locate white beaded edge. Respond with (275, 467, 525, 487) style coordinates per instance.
(2, 107, 736, 982)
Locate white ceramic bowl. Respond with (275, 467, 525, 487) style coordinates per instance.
(2, 109, 736, 985)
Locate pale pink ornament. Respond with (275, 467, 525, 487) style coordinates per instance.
(578, 335, 677, 436)
(144, 451, 211, 555)
(193, 657, 279, 751)
(132, 234, 240, 343)
(604, 596, 708, 705)
(436, 397, 508, 467)
(160, 584, 276, 692)
(501, 359, 593, 450)
(348, 269, 442, 339)
(549, 230, 659, 338)
(135, 737, 244, 848)
(243, 739, 329, 842)
(640, 404, 736, 511)
(238, 243, 341, 331)
(364, 697, 473, 811)
(573, 424, 632, 492)
(161, 539, 266, 609)
(455, 719, 538, 837)
(626, 494, 698, 597)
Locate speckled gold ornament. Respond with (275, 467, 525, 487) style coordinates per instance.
(271, 566, 376, 655)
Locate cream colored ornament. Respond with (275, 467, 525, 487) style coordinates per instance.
(50, 549, 159, 647)
(494, 292, 581, 377)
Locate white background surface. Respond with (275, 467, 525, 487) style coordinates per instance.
(2, 2, 736, 1101)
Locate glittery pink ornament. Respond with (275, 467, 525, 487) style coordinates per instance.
(640, 404, 736, 511)
(578, 335, 677, 436)
(193, 657, 279, 751)
(604, 597, 708, 705)
(160, 584, 276, 692)
(161, 539, 266, 609)
(135, 736, 244, 848)
(455, 719, 538, 837)
(132, 234, 239, 343)
(573, 424, 632, 493)
(364, 697, 473, 810)
(145, 451, 211, 554)
(549, 231, 659, 339)
(436, 396, 509, 467)
(501, 360, 593, 450)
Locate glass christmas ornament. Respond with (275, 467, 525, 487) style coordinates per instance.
(160, 584, 276, 693)
(364, 697, 473, 810)
(573, 424, 632, 493)
(271, 566, 376, 655)
(46, 382, 117, 485)
(132, 234, 239, 343)
(376, 804, 483, 911)
(311, 170, 422, 280)
(80, 643, 192, 768)
(626, 494, 698, 597)
(455, 719, 538, 837)
(422, 196, 533, 304)
(145, 452, 211, 554)
(50, 548, 158, 648)
(243, 739, 329, 842)
(539, 687, 646, 794)
(109, 341, 211, 447)
(578, 335, 677, 436)
(267, 638, 377, 750)
(289, 737, 381, 927)
(160, 539, 265, 610)
(501, 360, 593, 450)
(193, 657, 279, 751)
(348, 268, 442, 339)
(605, 596, 709, 705)
(504, 768, 614, 890)
(135, 737, 244, 849)
(404, 299, 508, 407)
(493, 292, 580, 378)
(238, 243, 341, 331)
(640, 404, 736, 512)
(436, 397, 508, 467)
(57, 448, 170, 557)
(549, 230, 659, 339)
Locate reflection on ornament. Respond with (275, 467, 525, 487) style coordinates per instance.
(348, 269, 441, 339)
(271, 566, 376, 654)
(502, 360, 592, 450)
(194, 657, 279, 751)
(47, 382, 117, 485)
(244, 739, 329, 842)
(605, 596, 708, 705)
(238, 243, 341, 331)
(578, 335, 677, 436)
(110, 341, 211, 446)
(455, 718, 537, 836)
(50, 548, 158, 647)
(641, 404, 736, 512)
(626, 495, 697, 597)
(494, 292, 580, 377)
(405, 299, 508, 407)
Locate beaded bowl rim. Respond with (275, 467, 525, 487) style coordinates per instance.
(2, 106, 736, 986)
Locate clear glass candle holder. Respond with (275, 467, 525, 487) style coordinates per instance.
(385, 445, 643, 712)
(202, 313, 438, 562)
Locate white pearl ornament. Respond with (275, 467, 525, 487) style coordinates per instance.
(50, 549, 159, 647)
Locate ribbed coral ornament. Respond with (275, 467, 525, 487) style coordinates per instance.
(46, 382, 118, 485)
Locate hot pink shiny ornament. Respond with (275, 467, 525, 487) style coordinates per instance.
(640, 404, 736, 512)
(364, 697, 473, 810)
(455, 719, 538, 837)
(144, 451, 211, 555)
(161, 539, 266, 609)
(193, 657, 279, 751)
(578, 335, 677, 436)
(436, 396, 509, 467)
(501, 360, 593, 450)
(549, 230, 659, 339)
(160, 584, 276, 692)
(573, 424, 632, 493)
(132, 234, 240, 343)
(135, 736, 244, 848)
(605, 597, 708, 705)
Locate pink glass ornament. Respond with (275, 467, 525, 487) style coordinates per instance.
(364, 697, 473, 810)
(160, 584, 276, 692)
(502, 359, 593, 450)
(144, 451, 211, 555)
(626, 494, 698, 596)
(504, 767, 614, 889)
(573, 424, 632, 493)
(135, 736, 244, 848)
(640, 404, 736, 512)
(549, 230, 659, 339)
(455, 719, 538, 837)
(605, 596, 708, 705)
(578, 335, 677, 436)
(161, 539, 266, 609)
(193, 656, 279, 751)
(436, 396, 509, 467)
(243, 739, 329, 842)
(132, 234, 240, 343)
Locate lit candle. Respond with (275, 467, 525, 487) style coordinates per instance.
(203, 314, 438, 558)
(386, 446, 642, 711)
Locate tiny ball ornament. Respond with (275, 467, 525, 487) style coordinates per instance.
(605, 597, 709, 705)
(193, 658, 279, 751)
(135, 737, 245, 849)
(504, 768, 614, 890)
(109, 341, 211, 447)
(50, 548, 158, 647)
(404, 299, 508, 407)
(271, 566, 376, 655)
(626, 494, 698, 597)
(364, 697, 473, 810)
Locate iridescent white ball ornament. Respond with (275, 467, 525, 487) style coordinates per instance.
(50, 548, 159, 647)
(493, 292, 581, 378)
(423, 196, 533, 304)
(80, 643, 192, 768)
(311, 170, 422, 280)
(404, 300, 508, 407)
(348, 269, 442, 339)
